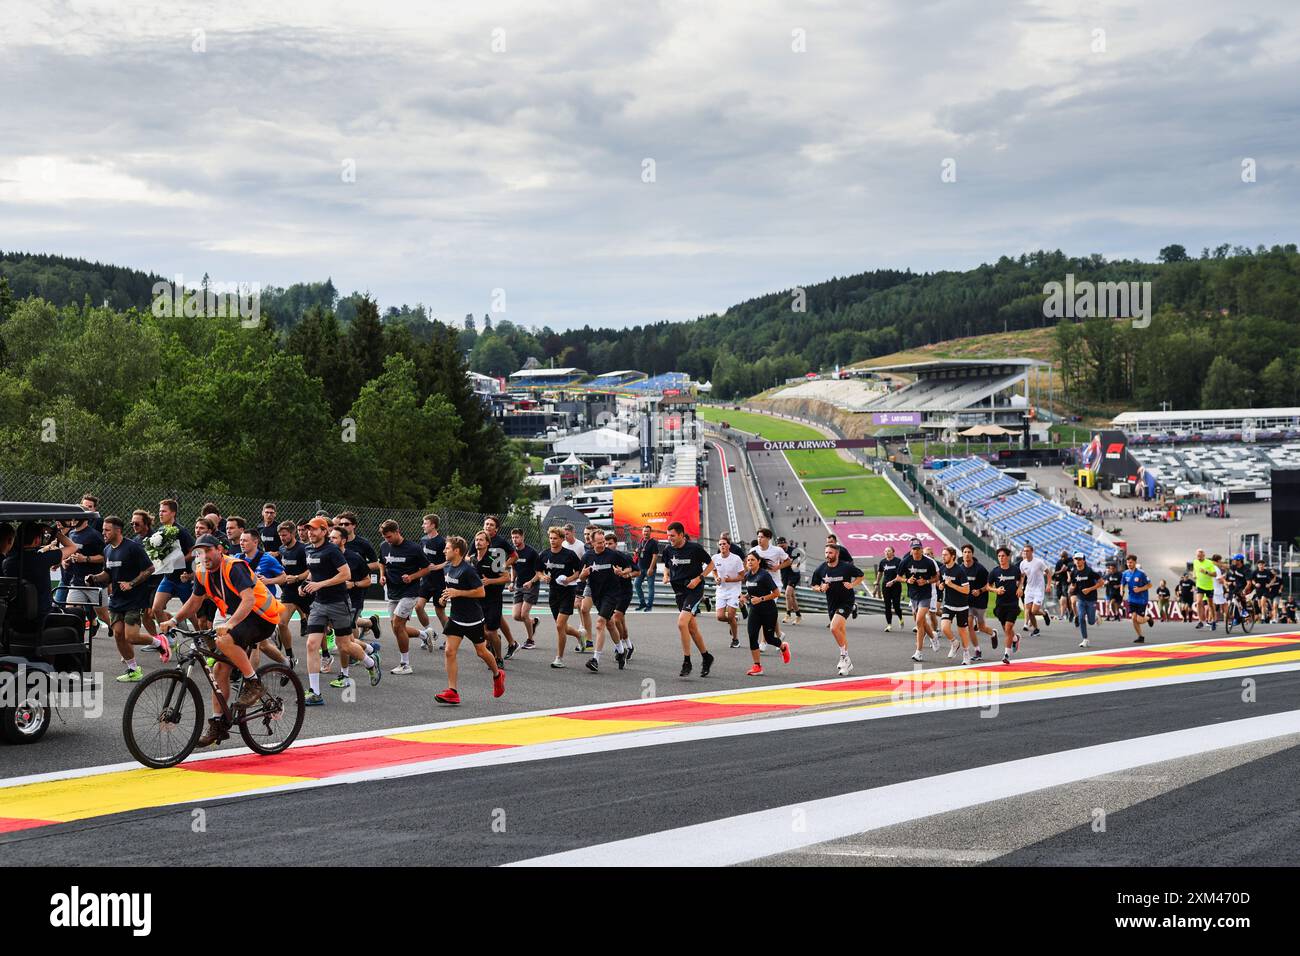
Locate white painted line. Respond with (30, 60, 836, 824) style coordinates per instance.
(3, 633, 1294, 789)
(507, 709, 1300, 866)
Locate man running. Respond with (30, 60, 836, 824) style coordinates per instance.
(876, 546, 903, 633)
(1121, 554, 1152, 644)
(749, 528, 790, 644)
(899, 539, 940, 656)
(61, 511, 109, 634)
(1068, 552, 1103, 648)
(962, 543, 996, 647)
(435, 535, 506, 704)
(711, 536, 744, 648)
(1103, 561, 1123, 621)
(256, 503, 280, 556)
(938, 546, 976, 664)
(414, 513, 448, 650)
(578, 528, 635, 672)
(482, 516, 521, 656)
(1176, 571, 1195, 623)
(300, 516, 380, 706)
(537, 526, 585, 668)
(779, 536, 804, 626)
(1192, 548, 1218, 630)
(1017, 544, 1052, 636)
(987, 547, 1023, 664)
(380, 519, 432, 674)
(510, 527, 541, 649)
(740, 550, 789, 676)
(1155, 579, 1172, 622)
(86, 516, 171, 681)
(1053, 550, 1073, 622)
(561, 524, 590, 647)
(1251, 558, 1277, 623)
(661, 521, 716, 677)
(273, 520, 310, 666)
(810, 543, 863, 676)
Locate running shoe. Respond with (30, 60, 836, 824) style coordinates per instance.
(947, 642, 958, 659)
(836, 653, 853, 676)
(615, 649, 626, 670)
(1030, 628, 1041, 637)
(156, 634, 172, 663)
(1043, 613, 1051, 626)
(304, 691, 324, 706)
(991, 633, 998, 649)
(910, 651, 923, 663)
(550, 658, 566, 668)
(504, 643, 519, 661)
(624, 644, 635, 662)
(1078, 638, 1090, 648)
(495, 657, 504, 669)
(929, 636, 940, 652)
(700, 652, 714, 677)
(585, 658, 599, 673)
(884, 624, 893, 632)
(321, 654, 335, 674)
(680, 658, 693, 677)
(435, 687, 461, 705)
(780, 641, 790, 664)
(746, 664, 764, 676)
(795, 614, 802, 624)
(367, 650, 382, 686)
(1012, 635, 1020, 652)
(390, 662, 413, 675)
(115, 667, 143, 683)
(730, 636, 740, 649)
(492, 669, 506, 698)
(783, 613, 791, 624)
(1002, 653, 1011, 665)
(972, 648, 983, 662)
(368, 641, 381, 657)
(329, 676, 353, 689)
(1133, 636, 1145, 644)
(522, 637, 536, 650)
(369, 615, 381, 640)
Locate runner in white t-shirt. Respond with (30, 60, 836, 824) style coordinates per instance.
(1017, 544, 1053, 637)
(711, 536, 745, 648)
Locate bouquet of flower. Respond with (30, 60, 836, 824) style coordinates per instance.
(143, 524, 182, 565)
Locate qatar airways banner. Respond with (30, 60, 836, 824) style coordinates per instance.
(827, 518, 950, 560)
(613, 486, 700, 538)
(744, 438, 876, 451)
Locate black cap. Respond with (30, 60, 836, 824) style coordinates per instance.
(194, 534, 223, 549)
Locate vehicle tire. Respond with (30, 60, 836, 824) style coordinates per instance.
(238, 663, 305, 755)
(123, 670, 203, 769)
(0, 672, 50, 745)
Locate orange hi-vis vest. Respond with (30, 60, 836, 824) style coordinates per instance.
(196, 555, 284, 623)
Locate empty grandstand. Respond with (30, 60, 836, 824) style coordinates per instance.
(508, 367, 588, 389)
(1113, 407, 1300, 439)
(624, 371, 694, 395)
(1130, 443, 1300, 497)
(585, 369, 647, 389)
(928, 458, 1121, 563)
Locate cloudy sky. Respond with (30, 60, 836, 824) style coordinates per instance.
(2, 0, 1297, 330)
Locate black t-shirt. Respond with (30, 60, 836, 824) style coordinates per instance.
(583, 547, 632, 602)
(964, 560, 989, 605)
(1156, 585, 1171, 599)
(939, 562, 970, 610)
(541, 546, 583, 589)
(3, 547, 63, 621)
(1177, 578, 1195, 601)
(65, 526, 105, 586)
(662, 541, 712, 585)
(278, 541, 308, 589)
(988, 565, 1022, 606)
(1070, 565, 1102, 596)
(743, 569, 779, 601)
(442, 559, 484, 624)
(1104, 570, 1123, 595)
(103, 539, 153, 611)
(306, 542, 349, 604)
(343, 549, 369, 607)
(348, 536, 379, 568)
(258, 524, 280, 554)
(635, 536, 660, 571)
(474, 549, 509, 603)
(1225, 566, 1247, 592)
(876, 556, 902, 588)
(382, 539, 429, 600)
(513, 544, 540, 588)
(898, 554, 940, 601)
(421, 534, 447, 583)
(485, 534, 516, 581)
(811, 560, 862, 606)
(1053, 558, 1072, 587)
(1251, 569, 1273, 592)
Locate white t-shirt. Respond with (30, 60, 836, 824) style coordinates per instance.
(749, 543, 788, 574)
(1019, 556, 1050, 595)
(712, 552, 745, 596)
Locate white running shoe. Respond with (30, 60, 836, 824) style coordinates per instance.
(390, 662, 414, 675)
(910, 651, 923, 662)
(550, 657, 566, 668)
(836, 654, 853, 676)
(946, 642, 958, 659)
(929, 635, 940, 652)
(884, 624, 893, 633)
(1078, 638, 1089, 648)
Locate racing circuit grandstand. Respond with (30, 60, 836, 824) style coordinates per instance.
(927, 458, 1121, 564)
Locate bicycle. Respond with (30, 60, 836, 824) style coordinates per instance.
(1223, 593, 1255, 635)
(122, 625, 305, 769)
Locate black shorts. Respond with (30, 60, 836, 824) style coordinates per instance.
(941, 607, 970, 628)
(549, 587, 576, 618)
(596, 593, 622, 621)
(421, 575, 445, 601)
(445, 618, 485, 645)
(1198, 587, 1213, 599)
(616, 590, 633, 613)
(229, 614, 277, 650)
(994, 604, 1019, 625)
(1127, 602, 1149, 617)
(781, 571, 801, 588)
(1054, 583, 1069, 598)
(1105, 590, 1121, 603)
(827, 601, 855, 620)
(141, 576, 162, 602)
(673, 583, 704, 613)
(282, 587, 312, 611)
(483, 592, 504, 631)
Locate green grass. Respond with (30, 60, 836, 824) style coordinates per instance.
(699, 406, 865, 478)
(804, 476, 914, 517)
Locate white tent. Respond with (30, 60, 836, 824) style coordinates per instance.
(552, 428, 640, 457)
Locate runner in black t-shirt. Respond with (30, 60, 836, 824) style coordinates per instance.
(1068, 552, 1104, 647)
(898, 540, 941, 657)
(1053, 551, 1074, 622)
(1251, 560, 1277, 621)
(482, 515, 520, 657)
(1176, 573, 1195, 622)
(381, 519, 432, 674)
(1103, 562, 1123, 621)
(257, 503, 281, 556)
(986, 547, 1024, 663)
(473, 530, 513, 666)
(414, 514, 448, 650)
(660, 521, 716, 677)
(810, 544, 863, 676)
(606, 529, 637, 660)
(1155, 581, 1172, 622)
(875, 546, 903, 632)
(740, 551, 789, 676)
(961, 544, 995, 648)
(578, 528, 636, 672)
(274, 521, 309, 664)
(537, 526, 586, 668)
(435, 535, 505, 705)
(937, 546, 976, 665)
(510, 528, 541, 650)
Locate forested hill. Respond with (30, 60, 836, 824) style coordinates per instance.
(0, 250, 164, 312)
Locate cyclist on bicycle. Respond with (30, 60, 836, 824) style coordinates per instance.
(1225, 554, 1252, 628)
(165, 534, 286, 747)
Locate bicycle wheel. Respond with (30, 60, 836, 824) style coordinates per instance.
(1241, 608, 1255, 633)
(123, 670, 203, 769)
(238, 663, 305, 755)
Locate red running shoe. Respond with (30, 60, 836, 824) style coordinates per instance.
(157, 633, 172, 664)
(780, 641, 790, 664)
(493, 669, 506, 698)
(746, 664, 764, 676)
(435, 687, 461, 705)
